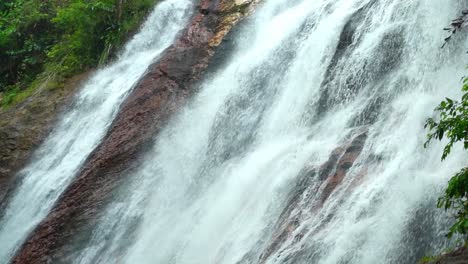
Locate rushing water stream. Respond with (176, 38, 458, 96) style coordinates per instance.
(2, 0, 468, 263)
(77, 0, 468, 263)
(0, 0, 193, 261)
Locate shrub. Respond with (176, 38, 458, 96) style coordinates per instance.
(0, 0, 155, 107)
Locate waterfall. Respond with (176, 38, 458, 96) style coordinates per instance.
(75, 0, 468, 263)
(0, 0, 193, 261)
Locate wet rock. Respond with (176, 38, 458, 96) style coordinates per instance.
(426, 246, 468, 264)
(0, 72, 91, 204)
(319, 131, 367, 203)
(12, 0, 259, 263)
(259, 128, 368, 263)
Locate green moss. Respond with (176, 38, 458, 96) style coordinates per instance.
(235, 2, 251, 15)
(1, 86, 19, 107)
(45, 80, 62, 91)
(419, 255, 439, 264)
(1, 79, 40, 108)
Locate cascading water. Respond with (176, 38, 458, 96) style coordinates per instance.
(76, 0, 468, 263)
(0, 0, 193, 261)
(8, 0, 466, 263)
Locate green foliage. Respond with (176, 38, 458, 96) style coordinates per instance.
(419, 255, 439, 264)
(425, 77, 468, 240)
(438, 168, 468, 238)
(0, 0, 155, 107)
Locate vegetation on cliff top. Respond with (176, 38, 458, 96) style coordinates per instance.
(0, 0, 155, 107)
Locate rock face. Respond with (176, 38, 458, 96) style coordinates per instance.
(427, 247, 468, 264)
(12, 1, 258, 263)
(0, 73, 91, 203)
(259, 128, 368, 262)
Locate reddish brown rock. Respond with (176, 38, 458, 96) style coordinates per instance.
(259, 129, 368, 262)
(12, 1, 257, 263)
(318, 131, 367, 203)
(0, 72, 92, 204)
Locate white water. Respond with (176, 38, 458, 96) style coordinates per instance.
(0, 0, 193, 261)
(75, 0, 468, 263)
